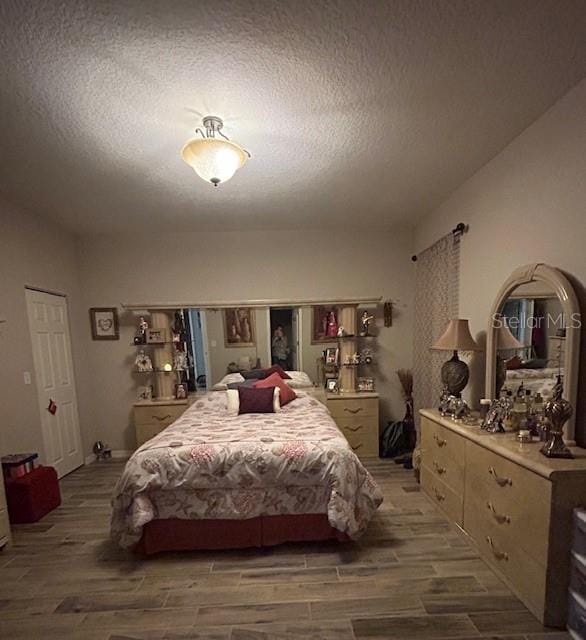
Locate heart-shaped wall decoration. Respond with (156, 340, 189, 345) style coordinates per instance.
(98, 318, 113, 332)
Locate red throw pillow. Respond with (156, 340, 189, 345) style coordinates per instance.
(254, 372, 297, 406)
(262, 365, 291, 380)
(238, 386, 276, 414)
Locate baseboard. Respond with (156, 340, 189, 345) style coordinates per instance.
(84, 450, 132, 465)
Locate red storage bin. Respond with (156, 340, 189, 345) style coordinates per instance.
(5, 466, 61, 523)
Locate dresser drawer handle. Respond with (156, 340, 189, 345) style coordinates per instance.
(351, 443, 363, 451)
(433, 461, 446, 475)
(344, 407, 363, 414)
(488, 467, 512, 487)
(433, 433, 447, 447)
(153, 414, 172, 422)
(433, 487, 446, 502)
(346, 425, 364, 433)
(487, 502, 511, 524)
(486, 536, 509, 561)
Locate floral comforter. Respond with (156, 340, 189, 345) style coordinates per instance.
(111, 392, 383, 549)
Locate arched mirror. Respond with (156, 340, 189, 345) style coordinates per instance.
(486, 264, 581, 442)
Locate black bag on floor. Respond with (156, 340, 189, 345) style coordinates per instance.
(380, 420, 414, 458)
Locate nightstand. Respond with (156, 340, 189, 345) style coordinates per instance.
(326, 391, 379, 457)
(134, 398, 191, 448)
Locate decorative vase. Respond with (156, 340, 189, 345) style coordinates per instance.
(541, 376, 573, 459)
(441, 351, 469, 397)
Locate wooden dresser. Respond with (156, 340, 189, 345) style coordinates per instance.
(420, 409, 586, 628)
(0, 470, 11, 550)
(134, 398, 191, 448)
(326, 392, 379, 458)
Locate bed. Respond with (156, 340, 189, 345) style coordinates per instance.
(505, 366, 562, 397)
(111, 390, 383, 554)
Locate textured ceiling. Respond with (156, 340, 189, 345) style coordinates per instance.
(1, 0, 586, 233)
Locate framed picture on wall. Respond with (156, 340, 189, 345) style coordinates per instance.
(311, 306, 339, 344)
(89, 307, 119, 340)
(223, 307, 256, 348)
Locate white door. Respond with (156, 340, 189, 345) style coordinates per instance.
(25, 289, 83, 478)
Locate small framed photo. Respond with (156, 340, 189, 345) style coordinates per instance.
(175, 382, 188, 400)
(326, 378, 339, 393)
(146, 328, 167, 344)
(90, 307, 119, 340)
(357, 377, 375, 392)
(324, 347, 338, 365)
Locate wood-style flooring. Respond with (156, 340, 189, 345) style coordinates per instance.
(0, 459, 569, 639)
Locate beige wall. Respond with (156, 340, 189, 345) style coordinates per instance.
(77, 228, 415, 451)
(0, 197, 94, 459)
(415, 78, 586, 444)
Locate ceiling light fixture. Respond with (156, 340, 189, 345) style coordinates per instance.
(181, 116, 249, 187)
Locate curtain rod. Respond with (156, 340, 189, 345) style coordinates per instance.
(411, 222, 468, 262)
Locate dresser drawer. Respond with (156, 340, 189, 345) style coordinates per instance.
(465, 453, 551, 566)
(420, 441, 465, 496)
(465, 497, 546, 618)
(421, 464, 463, 526)
(420, 417, 466, 469)
(336, 416, 379, 457)
(134, 404, 186, 427)
(328, 397, 378, 419)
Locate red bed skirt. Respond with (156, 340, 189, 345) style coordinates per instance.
(135, 514, 348, 555)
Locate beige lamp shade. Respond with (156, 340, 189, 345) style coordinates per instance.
(431, 319, 480, 351)
(494, 316, 524, 350)
(181, 138, 248, 186)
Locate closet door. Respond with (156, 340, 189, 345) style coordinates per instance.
(26, 289, 83, 477)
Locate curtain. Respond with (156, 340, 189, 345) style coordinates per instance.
(413, 233, 460, 431)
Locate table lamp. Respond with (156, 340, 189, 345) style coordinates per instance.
(431, 320, 480, 413)
(494, 316, 523, 397)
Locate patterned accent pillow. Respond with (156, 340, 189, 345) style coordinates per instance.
(238, 386, 277, 414)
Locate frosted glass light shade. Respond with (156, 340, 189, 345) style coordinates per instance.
(181, 138, 247, 186)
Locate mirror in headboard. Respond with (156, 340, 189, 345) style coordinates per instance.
(486, 264, 581, 442)
(181, 301, 379, 389)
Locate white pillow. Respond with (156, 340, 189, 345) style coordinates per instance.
(212, 373, 245, 390)
(284, 371, 314, 388)
(226, 387, 281, 415)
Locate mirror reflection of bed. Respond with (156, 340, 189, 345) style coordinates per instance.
(184, 305, 349, 389)
(499, 282, 566, 399)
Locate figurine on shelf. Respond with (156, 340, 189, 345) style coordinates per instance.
(325, 311, 338, 338)
(360, 348, 374, 365)
(135, 349, 153, 372)
(134, 316, 149, 345)
(173, 350, 189, 371)
(359, 311, 374, 337)
(337, 326, 347, 338)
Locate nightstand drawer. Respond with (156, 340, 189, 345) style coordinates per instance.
(336, 416, 379, 456)
(134, 404, 186, 427)
(328, 397, 378, 419)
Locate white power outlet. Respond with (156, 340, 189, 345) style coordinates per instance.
(23, 371, 32, 385)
